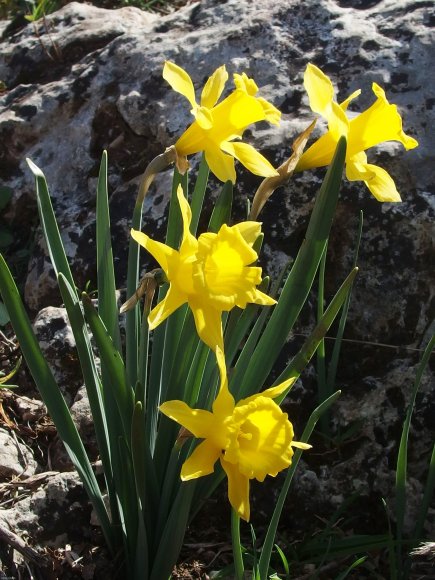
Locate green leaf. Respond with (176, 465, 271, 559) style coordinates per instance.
(82, 294, 134, 444)
(26, 159, 77, 298)
(189, 154, 209, 236)
(0, 301, 10, 326)
(57, 274, 120, 526)
(150, 481, 196, 580)
(274, 267, 359, 403)
(236, 137, 347, 397)
(0, 255, 115, 552)
(396, 333, 435, 573)
(0, 186, 12, 211)
(96, 150, 121, 354)
(209, 180, 233, 233)
(334, 556, 368, 580)
(131, 401, 160, 531)
(0, 356, 21, 384)
(257, 391, 341, 578)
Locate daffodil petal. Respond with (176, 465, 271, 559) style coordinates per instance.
(148, 285, 186, 329)
(234, 221, 262, 246)
(201, 65, 228, 109)
(233, 72, 258, 96)
(253, 376, 297, 401)
(163, 61, 197, 110)
(347, 156, 402, 202)
(295, 130, 338, 171)
(304, 63, 335, 117)
(257, 96, 281, 125)
(205, 146, 236, 184)
(181, 439, 221, 480)
(251, 288, 277, 306)
(130, 229, 176, 274)
(292, 440, 312, 450)
(176, 185, 197, 254)
(303, 64, 349, 139)
(193, 105, 213, 130)
(221, 141, 278, 178)
(189, 299, 224, 351)
(215, 91, 265, 132)
(340, 89, 361, 111)
(212, 347, 235, 417)
(220, 458, 251, 521)
(159, 400, 215, 439)
(349, 82, 418, 154)
(328, 101, 350, 139)
(175, 121, 206, 157)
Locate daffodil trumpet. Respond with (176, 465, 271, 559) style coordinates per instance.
(160, 347, 311, 521)
(296, 63, 418, 202)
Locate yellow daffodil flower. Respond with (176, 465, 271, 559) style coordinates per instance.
(160, 347, 311, 521)
(163, 61, 281, 183)
(130, 185, 275, 350)
(296, 63, 418, 202)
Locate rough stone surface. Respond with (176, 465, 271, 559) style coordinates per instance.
(32, 306, 81, 403)
(0, 0, 434, 560)
(0, 428, 37, 478)
(0, 472, 90, 545)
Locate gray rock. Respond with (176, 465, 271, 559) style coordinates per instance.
(0, 471, 90, 546)
(0, 0, 433, 547)
(0, 0, 432, 330)
(32, 306, 81, 404)
(0, 428, 37, 478)
(70, 385, 99, 461)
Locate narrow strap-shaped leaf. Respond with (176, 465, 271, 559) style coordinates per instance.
(96, 151, 122, 354)
(125, 201, 143, 387)
(237, 137, 346, 397)
(413, 442, 435, 542)
(316, 243, 328, 411)
(274, 267, 359, 404)
(26, 159, 77, 297)
(334, 556, 368, 580)
(134, 512, 149, 580)
(150, 481, 196, 580)
(209, 180, 233, 233)
(257, 391, 341, 578)
(117, 435, 140, 577)
(131, 402, 160, 532)
(154, 311, 201, 485)
(57, 274, 119, 527)
(396, 333, 435, 572)
(231, 509, 245, 580)
(82, 294, 134, 443)
(0, 255, 115, 551)
(145, 171, 188, 452)
(327, 210, 363, 391)
(189, 154, 209, 236)
(225, 278, 273, 368)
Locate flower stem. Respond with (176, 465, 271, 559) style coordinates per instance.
(231, 508, 244, 580)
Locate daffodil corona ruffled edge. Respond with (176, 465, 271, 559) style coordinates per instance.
(163, 61, 281, 183)
(160, 347, 311, 521)
(131, 185, 275, 351)
(296, 63, 418, 202)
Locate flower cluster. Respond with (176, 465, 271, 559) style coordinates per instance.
(131, 185, 275, 351)
(129, 60, 418, 520)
